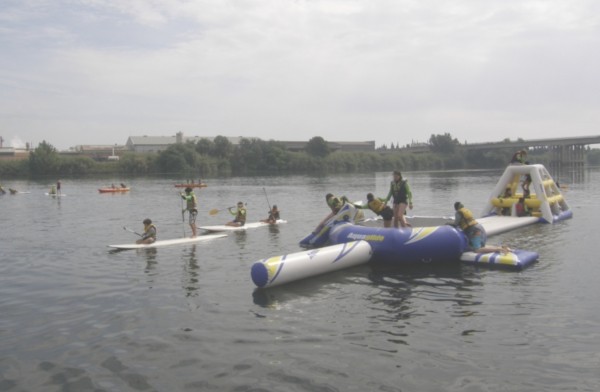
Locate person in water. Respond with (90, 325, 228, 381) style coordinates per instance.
(384, 170, 413, 228)
(499, 187, 513, 216)
(354, 193, 394, 227)
(181, 187, 198, 237)
(451, 202, 511, 254)
(226, 202, 247, 227)
(515, 197, 531, 217)
(261, 205, 280, 224)
(136, 218, 157, 244)
(522, 174, 532, 198)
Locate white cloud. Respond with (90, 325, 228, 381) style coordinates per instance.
(1, 0, 599, 149)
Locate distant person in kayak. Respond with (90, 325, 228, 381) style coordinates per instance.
(120, 183, 127, 188)
(261, 204, 280, 224)
(510, 149, 528, 164)
(181, 187, 198, 237)
(136, 218, 157, 244)
(354, 193, 394, 227)
(451, 202, 511, 254)
(226, 201, 247, 227)
(384, 170, 413, 228)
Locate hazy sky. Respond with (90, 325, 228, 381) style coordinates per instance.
(1, 0, 599, 150)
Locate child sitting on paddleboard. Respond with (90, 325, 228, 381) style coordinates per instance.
(261, 205, 280, 224)
(136, 218, 157, 244)
(226, 202, 247, 227)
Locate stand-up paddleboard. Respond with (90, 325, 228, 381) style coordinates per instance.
(108, 233, 227, 250)
(199, 220, 287, 232)
(45, 193, 66, 197)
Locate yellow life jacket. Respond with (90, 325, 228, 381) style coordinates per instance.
(367, 198, 386, 214)
(457, 207, 478, 230)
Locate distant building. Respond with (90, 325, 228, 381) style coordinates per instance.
(64, 145, 127, 161)
(0, 147, 30, 161)
(125, 132, 244, 153)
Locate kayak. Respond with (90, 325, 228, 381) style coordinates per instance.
(108, 233, 227, 250)
(174, 183, 208, 188)
(99, 187, 130, 193)
(198, 219, 287, 232)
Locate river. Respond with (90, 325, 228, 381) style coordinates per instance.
(0, 167, 598, 391)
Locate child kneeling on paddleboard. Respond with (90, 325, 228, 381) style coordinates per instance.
(136, 219, 157, 244)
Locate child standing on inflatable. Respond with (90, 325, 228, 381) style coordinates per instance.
(384, 171, 413, 228)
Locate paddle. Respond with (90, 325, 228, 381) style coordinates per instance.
(209, 203, 247, 216)
(262, 187, 272, 211)
(180, 192, 186, 237)
(123, 226, 142, 237)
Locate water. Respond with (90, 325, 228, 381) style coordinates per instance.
(1, 168, 598, 391)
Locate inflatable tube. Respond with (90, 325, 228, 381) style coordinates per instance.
(328, 223, 467, 264)
(492, 197, 541, 209)
(460, 249, 539, 270)
(251, 241, 373, 288)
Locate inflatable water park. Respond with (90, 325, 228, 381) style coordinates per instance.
(251, 163, 572, 288)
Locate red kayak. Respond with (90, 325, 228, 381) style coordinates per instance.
(98, 187, 130, 193)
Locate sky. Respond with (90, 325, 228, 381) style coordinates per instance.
(1, 0, 599, 151)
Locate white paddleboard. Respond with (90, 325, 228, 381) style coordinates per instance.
(108, 233, 227, 250)
(199, 219, 287, 232)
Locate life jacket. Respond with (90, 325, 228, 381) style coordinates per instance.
(367, 198, 386, 214)
(457, 207, 478, 230)
(236, 207, 247, 223)
(185, 193, 197, 210)
(143, 224, 157, 239)
(391, 180, 408, 200)
(269, 209, 280, 220)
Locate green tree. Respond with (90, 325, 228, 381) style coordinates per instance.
(306, 136, 330, 158)
(213, 136, 234, 159)
(429, 133, 460, 154)
(28, 141, 60, 175)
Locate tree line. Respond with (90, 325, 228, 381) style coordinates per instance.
(0, 134, 597, 178)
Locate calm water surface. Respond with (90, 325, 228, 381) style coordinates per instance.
(1, 168, 599, 391)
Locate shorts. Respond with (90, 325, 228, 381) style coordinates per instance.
(379, 206, 394, 221)
(188, 209, 198, 225)
(233, 219, 245, 226)
(467, 224, 487, 250)
(393, 197, 408, 205)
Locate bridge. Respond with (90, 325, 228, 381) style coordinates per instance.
(463, 135, 600, 175)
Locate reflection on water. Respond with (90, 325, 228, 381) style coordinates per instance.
(182, 245, 200, 297)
